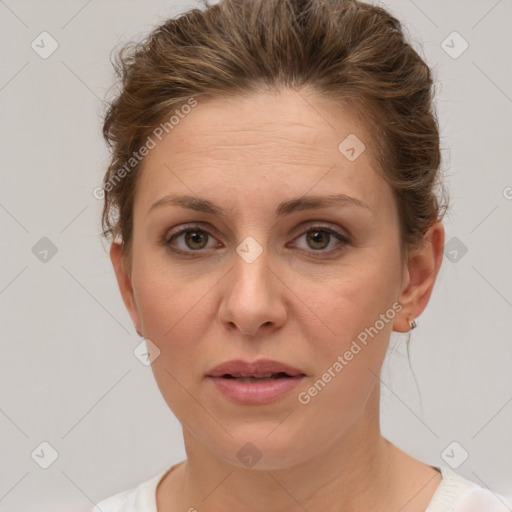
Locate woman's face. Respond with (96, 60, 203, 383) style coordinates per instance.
(113, 88, 416, 469)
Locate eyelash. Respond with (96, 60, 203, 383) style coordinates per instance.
(164, 223, 350, 257)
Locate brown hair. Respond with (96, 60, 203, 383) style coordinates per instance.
(100, 0, 448, 268)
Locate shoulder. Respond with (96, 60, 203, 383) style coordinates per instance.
(91, 487, 136, 512)
(455, 486, 512, 511)
(426, 466, 512, 512)
(90, 465, 176, 512)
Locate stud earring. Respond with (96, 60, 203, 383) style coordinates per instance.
(409, 318, 418, 330)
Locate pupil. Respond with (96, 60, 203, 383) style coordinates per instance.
(308, 230, 328, 250)
(186, 231, 207, 249)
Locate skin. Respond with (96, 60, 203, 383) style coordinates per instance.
(110, 87, 445, 511)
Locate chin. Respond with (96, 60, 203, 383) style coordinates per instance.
(211, 423, 316, 471)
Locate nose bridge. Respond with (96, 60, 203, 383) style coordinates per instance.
(232, 235, 273, 301)
(218, 234, 286, 335)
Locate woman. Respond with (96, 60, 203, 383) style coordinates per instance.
(94, 0, 509, 510)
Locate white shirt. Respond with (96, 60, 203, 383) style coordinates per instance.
(92, 464, 511, 511)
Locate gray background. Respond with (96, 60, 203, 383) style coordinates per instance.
(1, 0, 511, 510)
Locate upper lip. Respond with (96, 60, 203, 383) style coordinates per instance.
(207, 359, 305, 378)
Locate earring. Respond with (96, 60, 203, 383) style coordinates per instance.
(409, 318, 418, 330)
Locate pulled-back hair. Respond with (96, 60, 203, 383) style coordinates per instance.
(101, 0, 448, 265)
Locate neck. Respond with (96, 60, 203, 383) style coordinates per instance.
(171, 394, 396, 511)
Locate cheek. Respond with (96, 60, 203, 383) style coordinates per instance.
(131, 260, 223, 388)
(132, 268, 213, 423)
(295, 278, 396, 427)
(133, 248, 206, 333)
(305, 258, 401, 346)
(296, 254, 402, 409)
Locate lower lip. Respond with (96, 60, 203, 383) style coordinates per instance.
(207, 376, 305, 405)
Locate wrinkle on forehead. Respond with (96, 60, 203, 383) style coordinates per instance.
(173, 138, 339, 166)
(165, 93, 380, 171)
(137, 89, 387, 211)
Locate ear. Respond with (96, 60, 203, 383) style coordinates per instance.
(110, 241, 142, 336)
(393, 221, 445, 333)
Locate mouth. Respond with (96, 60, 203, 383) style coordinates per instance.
(206, 359, 306, 405)
(206, 359, 305, 379)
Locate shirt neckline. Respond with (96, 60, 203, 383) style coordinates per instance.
(424, 465, 478, 512)
(145, 463, 478, 512)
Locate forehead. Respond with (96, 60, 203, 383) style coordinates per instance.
(159, 89, 376, 157)
(135, 88, 388, 213)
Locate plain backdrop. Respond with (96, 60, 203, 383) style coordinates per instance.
(0, 0, 511, 510)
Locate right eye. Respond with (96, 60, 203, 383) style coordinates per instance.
(165, 225, 221, 255)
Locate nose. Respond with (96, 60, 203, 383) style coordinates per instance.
(217, 249, 288, 337)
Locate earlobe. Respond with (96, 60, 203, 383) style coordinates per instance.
(109, 242, 142, 335)
(393, 221, 445, 333)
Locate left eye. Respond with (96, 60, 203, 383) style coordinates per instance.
(292, 227, 349, 252)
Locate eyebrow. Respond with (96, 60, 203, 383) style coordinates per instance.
(148, 193, 371, 218)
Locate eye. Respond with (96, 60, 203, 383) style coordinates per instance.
(291, 226, 349, 254)
(164, 224, 349, 256)
(165, 225, 219, 254)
